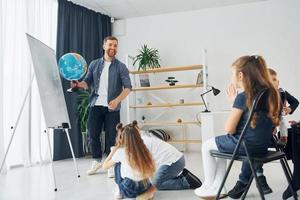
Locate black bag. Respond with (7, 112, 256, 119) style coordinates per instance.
(283, 122, 300, 161)
(282, 128, 293, 160)
(148, 129, 171, 141)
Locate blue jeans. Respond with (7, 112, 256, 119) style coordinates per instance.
(238, 145, 273, 183)
(152, 156, 190, 190)
(88, 106, 120, 159)
(114, 163, 152, 198)
(239, 137, 276, 182)
(239, 159, 264, 184)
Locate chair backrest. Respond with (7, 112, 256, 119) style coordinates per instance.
(231, 88, 269, 157)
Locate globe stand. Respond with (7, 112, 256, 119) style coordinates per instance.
(67, 87, 79, 93)
(67, 80, 81, 93)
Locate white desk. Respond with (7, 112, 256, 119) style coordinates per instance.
(200, 111, 230, 142)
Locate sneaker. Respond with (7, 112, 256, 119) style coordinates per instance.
(108, 166, 115, 178)
(182, 168, 202, 189)
(194, 184, 209, 196)
(114, 186, 123, 199)
(195, 185, 226, 198)
(86, 160, 102, 175)
(228, 181, 248, 199)
(257, 175, 273, 194)
(282, 186, 298, 200)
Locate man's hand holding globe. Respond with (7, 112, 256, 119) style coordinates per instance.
(70, 80, 87, 90)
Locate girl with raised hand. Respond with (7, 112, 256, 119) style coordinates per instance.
(195, 55, 280, 199)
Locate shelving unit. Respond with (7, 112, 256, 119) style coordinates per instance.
(168, 139, 202, 144)
(132, 84, 203, 91)
(139, 120, 201, 150)
(140, 121, 200, 126)
(129, 64, 202, 74)
(129, 102, 204, 109)
(126, 51, 208, 147)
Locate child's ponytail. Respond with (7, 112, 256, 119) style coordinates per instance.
(116, 122, 123, 131)
(132, 120, 138, 127)
(115, 121, 155, 180)
(232, 55, 280, 128)
(115, 123, 124, 147)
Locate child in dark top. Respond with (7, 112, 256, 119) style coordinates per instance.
(268, 68, 299, 143)
(194, 55, 281, 198)
(255, 68, 299, 198)
(269, 68, 299, 199)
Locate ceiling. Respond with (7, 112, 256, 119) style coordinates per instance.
(69, 0, 268, 19)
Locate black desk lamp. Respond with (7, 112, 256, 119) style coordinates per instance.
(200, 86, 220, 112)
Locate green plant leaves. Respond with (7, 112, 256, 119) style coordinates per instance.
(77, 90, 90, 133)
(133, 44, 161, 71)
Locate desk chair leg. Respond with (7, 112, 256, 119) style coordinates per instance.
(248, 159, 265, 199)
(243, 141, 265, 200)
(215, 158, 236, 199)
(276, 140, 295, 199)
(283, 156, 292, 178)
(280, 158, 298, 200)
(241, 175, 254, 200)
(277, 145, 293, 178)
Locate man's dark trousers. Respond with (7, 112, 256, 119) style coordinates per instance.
(88, 106, 120, 159)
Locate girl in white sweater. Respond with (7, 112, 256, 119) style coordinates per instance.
(102, 121, 156, 199)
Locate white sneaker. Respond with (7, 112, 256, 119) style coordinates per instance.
(194, 184, 209, 196)
(108, 166, 115, 178)
(86, 160, 102, 175)
(195, 185, 226, 198)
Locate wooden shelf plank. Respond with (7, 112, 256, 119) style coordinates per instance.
(130, 102, 203, 108)
(129, 64, 203, 74)
(167, 139, 202, 144)
(140, 121, 201, 126)
(132, 84, 203, 91)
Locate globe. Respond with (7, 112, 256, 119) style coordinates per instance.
(58, 53, 87, 81)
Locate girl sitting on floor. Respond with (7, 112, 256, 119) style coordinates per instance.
(102, 121, 156, 200)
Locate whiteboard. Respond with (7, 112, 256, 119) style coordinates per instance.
(26, 34, 70, 129)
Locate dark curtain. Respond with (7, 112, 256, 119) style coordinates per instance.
(54, 0, 111, 160)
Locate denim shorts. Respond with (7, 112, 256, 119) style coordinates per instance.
(114, 162, 152, 198)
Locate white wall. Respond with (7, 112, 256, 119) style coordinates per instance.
(114, 0, 300, 149)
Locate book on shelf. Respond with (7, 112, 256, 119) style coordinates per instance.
(139, 74, 150, 87)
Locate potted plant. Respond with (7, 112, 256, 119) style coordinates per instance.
(77, 90, 90, 154)
(133, 44, 161, 71)
(133, 44, 161, 87)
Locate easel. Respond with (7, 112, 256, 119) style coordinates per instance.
(0, 66, 80, 192)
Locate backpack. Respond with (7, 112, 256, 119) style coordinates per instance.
(148, 129, 171, 141)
